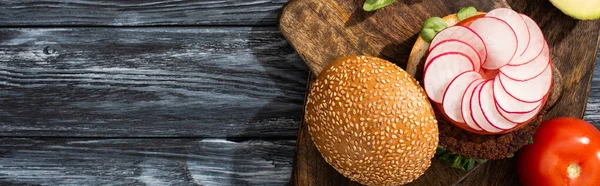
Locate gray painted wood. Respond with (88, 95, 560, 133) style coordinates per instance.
(0, 27, 308, 137)
(0, 0, 287, 26)
(0, 138, 295, 186)
(584, 52, 600, 125)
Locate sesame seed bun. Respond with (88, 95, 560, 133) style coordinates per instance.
(305, 56, 439, 185)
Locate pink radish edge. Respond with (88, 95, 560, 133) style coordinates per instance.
(511, 14, 547, 65)
(442, 71, 482, 123)
(469, 80, 503, 133)
(423, 52, 475, 103)
(496, 101, 542, 123)
(423, 52, 475, 73)
(479, 80, 517, 130)
(486, 8, 531, 58)
(497, 63, 553, 103)
(427, 39, 482, 70)
(493, 75, 542, 114)
(517, 13, 534, 56)
(461, 79, 486, 131)
(429, 25, 489, 63)
(507, 41, 547, 67)
(470, 16, 518, 70)
(499, 51, 550, 82)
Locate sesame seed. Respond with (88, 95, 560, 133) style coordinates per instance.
(303, 56, 438, 186)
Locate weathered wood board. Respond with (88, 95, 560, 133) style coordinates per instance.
(280, 0, 600, 185)
(0, 138, 295, 186)
(0, 1, 308, 184)
(0, 27, 308, 137)
(585, 53, 600, 124)
(0, 0, 288, 26)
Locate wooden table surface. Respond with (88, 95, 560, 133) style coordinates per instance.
(0, 1, 598, 185)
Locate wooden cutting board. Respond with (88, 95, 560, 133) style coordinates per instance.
(279, 0, 600, 185)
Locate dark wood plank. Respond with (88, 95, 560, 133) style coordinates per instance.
(281, 0, 600, 185)
(0, 27, 308, 137)
(0, 138, 294, 186)
(455, 157, 520, 186)
(584, 51, 600, 126)
(0, 0, 287, 26)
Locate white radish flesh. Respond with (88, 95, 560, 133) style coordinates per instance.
(430, 26, 487, 63)
(500, 44, 550, 81)
(442, 71, 483, 123)
(493, 75, 543, 113)
(479, 81, 518, 130)
(486, 8, 531, 58)
(500, 43, 550, 81)
(462, 79, 486, 131)
(499, 63, 553, 102)
(511, 14, 546, 65)
(497, 100, 543, 123)
(470, 81, 504, 133)
(469, 17, 518, 70)
(426, 39, 481, 71)
(422, 9, 552, 134)
(424, 52, 474, 103)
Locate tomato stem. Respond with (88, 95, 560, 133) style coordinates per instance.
(567, 163, 581, 179)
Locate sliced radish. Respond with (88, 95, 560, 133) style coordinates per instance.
(430, 26, 487, 63)
(422, 8, 552, 135)
(469, 17, 518, 70)
(493, 75, 543, 113)
(497, 100, 542, 123)
(442, 71, 483, 123)
(510, 14, 546, 65)
(499, 63, 553, 102)
(423, 52, 474, 103)
(470, 81, 504, 133)
(426, 39, 481, 71)
(486, 8, 530, 58)
(500, 43, 550, 81)
(462, 79, 486, 131)
(479, 81, 518, 130)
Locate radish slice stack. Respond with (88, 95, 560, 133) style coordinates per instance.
(423, 8, 552, 134)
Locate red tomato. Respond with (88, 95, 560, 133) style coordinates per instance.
(456, 14, 485, 27)
(517, 117, 600, 186)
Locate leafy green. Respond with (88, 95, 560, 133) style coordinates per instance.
(363, 0, 396, 12)
(528, 137, 534, 144)
(420, 17, 448, 42)
(435, 146, 487, 171)
(435, 145, 448, 155)
(420, 29, 437, 43)
(457, 6, 478, 21)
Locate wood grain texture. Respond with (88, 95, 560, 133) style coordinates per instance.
(0, 0, 287, 26)
(282, 0, 600, 185)
(280, 0, 509, 74)
(585, 51, 600, 124)
(0, 138, 294, 186)
(0, 27, 308, 137)
(455, 157, 520, 186)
